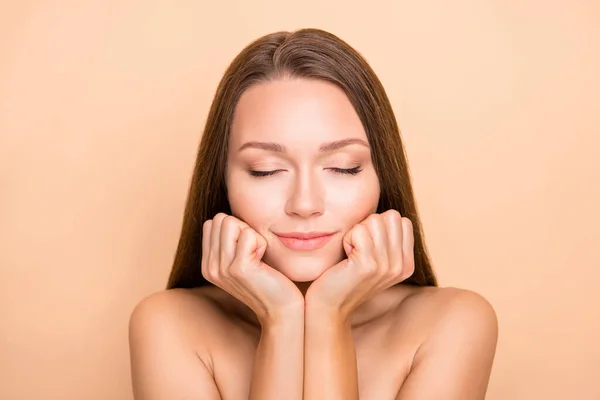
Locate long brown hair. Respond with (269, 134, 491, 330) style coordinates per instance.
(167, 28, 437, 289)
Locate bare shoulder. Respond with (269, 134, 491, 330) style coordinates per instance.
(128, 287, 231, 400)
(129, 287, 230, 347)
(398, 285, 498, 330)
(394, 285, 498, 351)
(391, 286, 499, 399)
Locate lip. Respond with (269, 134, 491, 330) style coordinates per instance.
(275, 231, 336, 251)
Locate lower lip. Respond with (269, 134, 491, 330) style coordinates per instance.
(276, 234, 335, 251)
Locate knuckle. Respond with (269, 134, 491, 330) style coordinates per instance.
(390, 263, 403, 277)
(355, 222, 369, 234)
(401, 261, 415, 280)
(201, 266, 216, 283)
(229, 266, 242, 279)
(239, 226, 253, 241)
(365, 213, 380, 224)
(225, 215, 249, 233)
(388, 209, 402, 218)
(221, 215, 235, 228)
(385, 209, 402, 223)
(364, 218, 378, 231)
(214, 213, 227, 223)
(230, 262, 248, 278)
(365, 214, 387, 233)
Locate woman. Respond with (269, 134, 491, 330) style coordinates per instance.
(129, 28, 498, 399)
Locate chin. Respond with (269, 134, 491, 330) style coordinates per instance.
(263, 252, 343, 282)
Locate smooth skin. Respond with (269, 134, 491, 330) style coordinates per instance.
(129, 78, 498, 399)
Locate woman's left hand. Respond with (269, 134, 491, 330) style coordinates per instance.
(305, 210, 416, 322)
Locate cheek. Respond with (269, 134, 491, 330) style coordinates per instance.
(326, 172, 380, 221)
(227, 176, 283, 228)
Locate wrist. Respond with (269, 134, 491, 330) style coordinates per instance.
(259, 303, 305, 329)
(305, 300, 351, 329)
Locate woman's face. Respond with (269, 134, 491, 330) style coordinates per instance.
(226, 78, 380, 282)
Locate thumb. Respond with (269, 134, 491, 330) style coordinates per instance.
(343, 240, 353, 257)
(255, 231, 267, 259)
(343, 224, 372, 263)
(256, 243, 267, 260)
(342, 229, 355, 257)
(236, 227, 266, 262)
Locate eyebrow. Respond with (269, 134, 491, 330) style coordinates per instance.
(238, 138, 370, 153)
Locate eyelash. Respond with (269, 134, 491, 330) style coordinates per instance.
(248, 166, 363, 178)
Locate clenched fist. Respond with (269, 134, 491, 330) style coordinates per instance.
(202, 213, 304, 325)
(305, 210, 415, 321)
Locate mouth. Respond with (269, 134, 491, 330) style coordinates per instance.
(274, 231, 337, 251)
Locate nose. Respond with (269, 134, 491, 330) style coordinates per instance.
(284, 169, 324, 218)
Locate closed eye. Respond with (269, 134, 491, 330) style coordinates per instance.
(328, 166, 363, 175)
(247, 166, 363, 178)
(248, 169, 284, 178)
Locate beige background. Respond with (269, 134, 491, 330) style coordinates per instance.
(1, 1, 599, 399)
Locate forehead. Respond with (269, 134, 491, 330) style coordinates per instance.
(229, 78, 367, 147)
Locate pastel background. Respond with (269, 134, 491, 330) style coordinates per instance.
(1, 1, 598, 399)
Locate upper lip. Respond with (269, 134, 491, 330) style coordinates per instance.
(275, 231, 336, 239)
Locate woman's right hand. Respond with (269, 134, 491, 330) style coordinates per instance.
(201, 213, 304, 326)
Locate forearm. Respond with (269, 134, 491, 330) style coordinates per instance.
(304, 305, 359, 400)
(249, 312, 304, 400)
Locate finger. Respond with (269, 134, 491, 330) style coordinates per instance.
(343, 212, 374, 255)
(383, 210, 404, 276)
(344, 223, 375, 273)
(219, 216, 242, 271)
(201, 219, 214, 282)
(234, 227, 265, 270)
(401, 217, 415, 279)
(210, 213, 228, 261)
(363, 214, 389, 269)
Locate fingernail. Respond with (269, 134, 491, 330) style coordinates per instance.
(343, 242, 353, 256)
(257, 245, 267, 259)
